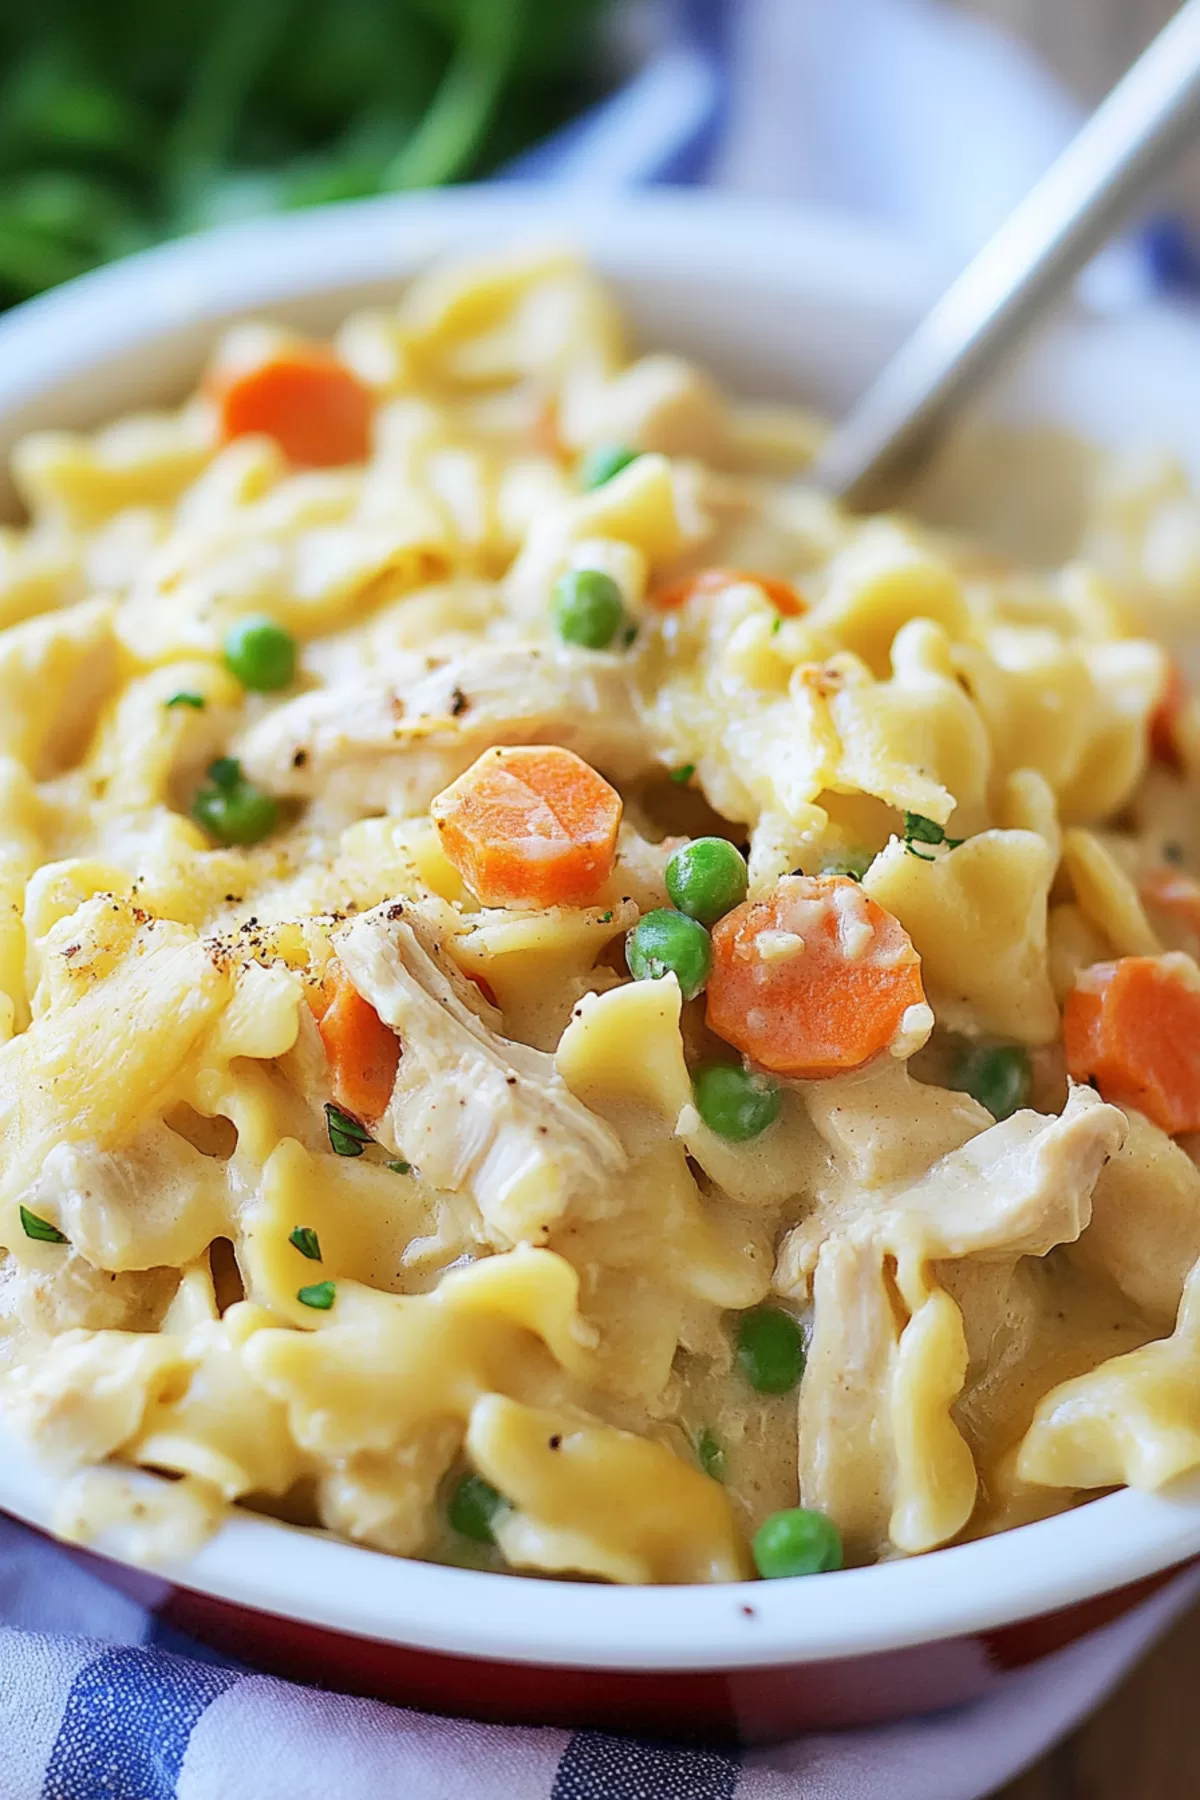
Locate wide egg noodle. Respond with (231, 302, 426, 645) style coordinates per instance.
(0, 246, 1195, 1584)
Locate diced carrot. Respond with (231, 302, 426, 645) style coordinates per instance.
(531, 395, 563, 459)
(1064, 953, 1200, 1135)
(314, 961, 400, 1123)
(652, 567, 806, 616)
(1149, 661, 1187, 771)
(1140, 867, 1200, 939)
(706, 874, 926, 1078)
(431, 745, 622, 909)
(213, 342, 372, 468)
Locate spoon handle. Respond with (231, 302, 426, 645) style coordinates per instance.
(813, 0, 1200, 511)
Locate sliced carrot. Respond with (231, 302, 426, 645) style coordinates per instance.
(706, 874, 926, 1078)
(531, 394, 563, 460)
(431, 745, 622, 909)
(652, 567, 806, 616)
(1149, 661, 1187, 771)
(213, 342, 372, 468)
(314, 961, 400, 1123)
(1064, 954, 1200, 1135)
(1140, 867, 1200, 939)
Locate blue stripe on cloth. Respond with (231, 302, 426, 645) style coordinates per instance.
(41, 1645, 241, 1800)
(551, 1731, 739, 1800)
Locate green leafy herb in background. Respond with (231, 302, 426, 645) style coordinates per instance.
(0, 0, 615, 308)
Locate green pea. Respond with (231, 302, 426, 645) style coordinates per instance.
(191, 758, 279, 847)
(551, 568, 625, 649)
(626, 908, 712, 1001)
(736, 1306, 805, 1394)
(666, 837, 749, 925)
(953, 1043, 1031, 1121)
(753, 1507, 842, 1578)
(449, 1473, 506, 1544)
(223, 614, 297, 692)
(578, 444, 639, 490)
(693, 1062, 781, 1142)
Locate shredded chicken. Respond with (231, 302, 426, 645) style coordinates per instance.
(779, 1085, 1124, 1297)
(886, 1085, 1125, 1261)
(236, 641, 652, 816)
(797, 1234, 896, 1557)
(336, 904, 626, 1248)
(21, 1124, 232, 1274)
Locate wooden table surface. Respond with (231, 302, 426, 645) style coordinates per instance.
(947, 8, 1197, 1795)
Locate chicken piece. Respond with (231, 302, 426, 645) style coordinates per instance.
(336, 904, 626, 1246)
(19, 1121, 233, 1274)
(797, 1234, 896, 1557)
(777, 1084, 1124, 1296)
(235, 642, 652, 817)
(883, 1084, 1125, 1261)
(798, 1231, 977, 1560)
(0, 1252, 178, 1339)
(1068, 1106, 1200, 1326)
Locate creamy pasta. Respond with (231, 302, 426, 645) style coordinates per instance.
(2, 246, 1200, 1585)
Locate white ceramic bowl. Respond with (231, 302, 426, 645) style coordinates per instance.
(2, 187, 1200, 1742)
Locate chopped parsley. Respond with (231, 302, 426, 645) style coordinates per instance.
(696, 1427, 726, 1482)
(622, 623, 639, 647)
(821, 850, 873, 882)
(288, 1226, 322, 1261)
(297, 1280, 336, 1311)
(165, 691, 205, 710)
(325, 1102, 372, 1157)
(386, 1159, 412, 1176)
(669, 764, 696, 785)
(771, 616, 782, 635)
(598, 910, 614, 923)
(19, 1206, 67, 1244)
(903, 811, 964, 862)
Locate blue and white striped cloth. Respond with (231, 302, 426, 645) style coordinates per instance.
(2, 1514, 1198, 1800)
(6, 2, 1200, 1793)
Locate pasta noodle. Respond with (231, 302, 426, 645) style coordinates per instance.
(0, 246, 1197, 1586)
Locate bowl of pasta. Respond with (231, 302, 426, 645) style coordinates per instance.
(3, 186, 1200, 1744)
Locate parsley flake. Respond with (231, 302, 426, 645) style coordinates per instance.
(696, 1427, 726, 1482)
(20, 1206, 67, 1244)
(297, 1280, 336, 1310)
(903, 812, 964, 860)
(325, 1103, 372, 1157)
(289, 1226, 322, 1261)
(165, 691, 205, 710)
(669, 764, 696, 785)
(771, 616, 782, 635)
(386, 1160, 412, 1176)
(821, 850, 873, 882)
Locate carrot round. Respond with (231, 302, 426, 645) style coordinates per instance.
(214, 342, 372, 468)
(706, 874, 926, 1078)
(1064, 954, 1200, 1135)
(1149, 661, 1187, 771)
(313, 962, 400, 1123)
(431, 745, 622, 909)
(652, 567, 805, 616)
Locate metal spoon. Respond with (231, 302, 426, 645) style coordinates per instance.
(811, 0, 1200, 512)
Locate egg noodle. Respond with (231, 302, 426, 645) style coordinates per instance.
(1, 247, 1200, 1585)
